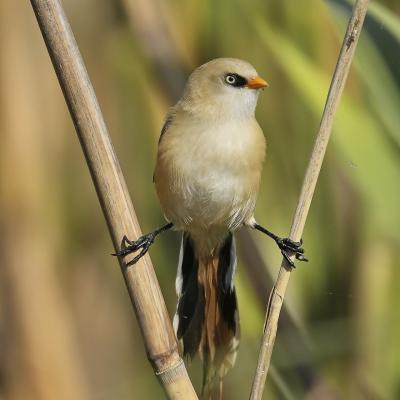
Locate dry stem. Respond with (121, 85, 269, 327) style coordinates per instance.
(29, 0, 197, 398)
(249, 1, 370, 399)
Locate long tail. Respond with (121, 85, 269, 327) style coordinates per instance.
(173, 233, 240, 399)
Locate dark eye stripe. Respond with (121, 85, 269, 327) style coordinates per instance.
(225, 73, 247, 88)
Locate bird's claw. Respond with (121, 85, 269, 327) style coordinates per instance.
(112, 233, 156, 266)
(276, 237, 308, 268)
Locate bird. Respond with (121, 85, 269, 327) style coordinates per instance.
(114, 58, 306, 399)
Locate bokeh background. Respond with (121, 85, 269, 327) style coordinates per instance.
(1, 0, 400, 399)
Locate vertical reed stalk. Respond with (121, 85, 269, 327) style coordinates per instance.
(250, 1, 369, 399)
(29, 0, 197, 398)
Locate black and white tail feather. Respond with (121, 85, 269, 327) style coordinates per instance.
(173, 233, 240, 399)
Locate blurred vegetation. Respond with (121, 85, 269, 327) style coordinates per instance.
(0, 0, 399, 399)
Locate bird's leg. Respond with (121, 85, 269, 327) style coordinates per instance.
(113, 222, 173, 266)
(252, 223, 308, 268)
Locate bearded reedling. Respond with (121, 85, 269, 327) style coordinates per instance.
(114, 58, 307, 398)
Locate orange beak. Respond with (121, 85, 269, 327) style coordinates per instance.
(247, 76, 269, 89)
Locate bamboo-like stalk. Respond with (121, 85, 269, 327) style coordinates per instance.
(29, 0, 197, 398)
(249, 1, 369, 399)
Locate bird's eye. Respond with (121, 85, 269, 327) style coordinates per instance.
(224, 73, 247, 88)
(225, 74, 237, 85)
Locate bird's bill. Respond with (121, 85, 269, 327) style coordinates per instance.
(247, 76, 269, 89)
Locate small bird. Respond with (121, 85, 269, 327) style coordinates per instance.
(115, 58, 306, 398)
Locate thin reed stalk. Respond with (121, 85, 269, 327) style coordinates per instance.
(249, 1, 370, 399)
(29, 0, 197, 398)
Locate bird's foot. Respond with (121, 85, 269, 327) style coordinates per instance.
(112, 223, 174, 266)
(253, 223, 308, 268)
(112, 233, 156, 266)
(275, 237, 308, 268)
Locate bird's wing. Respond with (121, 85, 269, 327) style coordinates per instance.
(153, 113, 175, 182)
(158, 113, 174, 144)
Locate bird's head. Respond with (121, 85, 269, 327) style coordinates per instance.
(180, 58, 268, 120)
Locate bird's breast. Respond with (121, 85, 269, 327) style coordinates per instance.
(154, 117, 266, 239)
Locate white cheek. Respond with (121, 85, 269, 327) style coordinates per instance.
(221, 88, 258, 118)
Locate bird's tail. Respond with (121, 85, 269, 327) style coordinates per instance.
(173, 233, 240, 399)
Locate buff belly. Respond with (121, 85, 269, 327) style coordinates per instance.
(155, 155, 259, 255)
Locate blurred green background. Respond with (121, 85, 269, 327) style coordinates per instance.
(1, 0, 399, 399)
